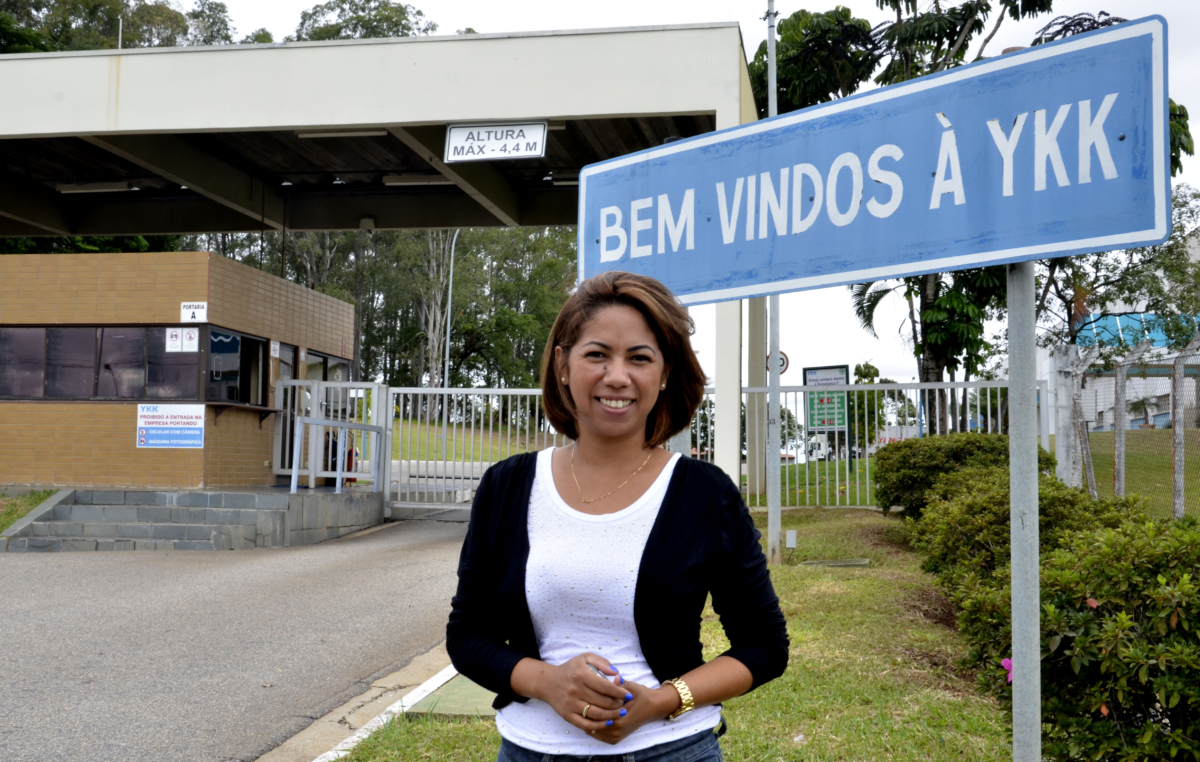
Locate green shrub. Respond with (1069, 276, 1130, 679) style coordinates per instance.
(872, 433, 1055, 517)
(955, 519, 1200, 761)
(911, 466, 1140, 586)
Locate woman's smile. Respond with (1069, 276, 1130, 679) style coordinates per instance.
(598, 397, 634, 411)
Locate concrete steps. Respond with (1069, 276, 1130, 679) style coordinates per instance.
(3, 489, 385, 553)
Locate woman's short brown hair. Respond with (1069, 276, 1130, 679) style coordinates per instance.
(540, 271, 706, 447)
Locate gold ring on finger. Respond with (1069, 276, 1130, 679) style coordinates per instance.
(582, 703, 591, 719)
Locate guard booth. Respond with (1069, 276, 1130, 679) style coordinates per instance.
(0, 251, 353, 488)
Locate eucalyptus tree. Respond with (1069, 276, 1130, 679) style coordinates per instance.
(294, 0, 435, 41)
(185, 0, 233, 45)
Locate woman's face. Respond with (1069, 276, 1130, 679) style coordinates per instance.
(558, 304, 668, 443)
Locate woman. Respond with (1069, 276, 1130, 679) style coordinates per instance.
(447, 271, 788, 761)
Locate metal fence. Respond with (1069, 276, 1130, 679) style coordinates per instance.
(1065, 346, 1200, 518)
(693, 380, 1037, 507)
(357, 379, 1043, 509)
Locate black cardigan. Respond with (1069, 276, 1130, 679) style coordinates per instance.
(446, 452, 789, 710)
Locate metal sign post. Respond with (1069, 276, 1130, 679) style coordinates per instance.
(765, 0, 783, 565)
(1008, 261, 1040, 761)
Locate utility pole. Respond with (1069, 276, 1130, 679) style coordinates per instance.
(765, 0, 782, 565)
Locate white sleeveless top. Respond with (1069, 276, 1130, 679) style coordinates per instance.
(495, 447, 721, 754)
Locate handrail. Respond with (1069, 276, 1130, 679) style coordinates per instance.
(291, 416, 384, 495)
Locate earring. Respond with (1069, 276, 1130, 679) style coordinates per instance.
(660, 383, 666, 390)
(562, 377, 567, 384)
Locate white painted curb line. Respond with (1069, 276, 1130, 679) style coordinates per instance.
(310, 664, 459, 762)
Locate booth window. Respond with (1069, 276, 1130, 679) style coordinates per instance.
(278, 344, 297, 381)
(0, 325, 201, 400)
(147, 327, 199, 399)
(328, 357, 350, 382)
(306, 351, 326, 381)
(46, 328, 96, 398)
(0, 327, 46, 397)
(306, 351, 352, 382)
(207, 328, 268, 405)
(97, 327, 146, 398)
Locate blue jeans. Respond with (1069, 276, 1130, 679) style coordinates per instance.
(497, 728, 723, 762)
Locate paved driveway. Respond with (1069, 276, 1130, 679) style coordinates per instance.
(0, 520, 467, 762)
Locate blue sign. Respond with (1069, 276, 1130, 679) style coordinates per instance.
(136, 404, 205, 449)
(578, 17, 1170, 305)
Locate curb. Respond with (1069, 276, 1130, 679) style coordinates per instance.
(1, 489, 74, 551)
(310, 664, 459, 762)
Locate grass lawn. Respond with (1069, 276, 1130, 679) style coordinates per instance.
(0, 490, 54, 534)
(745, 461, 877, 508)
(342, 509, 1008, 762)
(1087, 429, 1200, 519)
(389, 420, 565, 463)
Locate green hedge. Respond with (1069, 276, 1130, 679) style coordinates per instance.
(953, 519, 1200, 761)
(911, 466, 1138, 586)
(905, 457, 1200, 759)
(872, 433, 1055, 518)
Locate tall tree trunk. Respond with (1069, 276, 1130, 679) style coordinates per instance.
(418, 230, 454, 388)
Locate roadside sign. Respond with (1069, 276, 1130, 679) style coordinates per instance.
(135, 404, 204, 449)
(767, 351, 790, 374)
(445, 122, 547, 162)
(577, 17, 1169, 305)
(804, 365, 849, 430)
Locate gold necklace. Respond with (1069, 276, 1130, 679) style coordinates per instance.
(570, 444, 655, 504)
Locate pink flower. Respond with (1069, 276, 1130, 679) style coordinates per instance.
(1001, 658, 1014, 683)
(1086, 598, 1099, 609)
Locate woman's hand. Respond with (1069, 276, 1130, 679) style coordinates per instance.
(586, 678, 680, 744)
(510, 654, 631, 734)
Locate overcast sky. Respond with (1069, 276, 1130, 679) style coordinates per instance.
(219, 0, 1197, 384)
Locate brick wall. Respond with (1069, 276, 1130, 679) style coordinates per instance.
(0, 252, 354, 362)
(208, 255, 354, 359)
(0, 252, 209, 324)
(0, 403, 204, 488)
(203, 407, 275, 487)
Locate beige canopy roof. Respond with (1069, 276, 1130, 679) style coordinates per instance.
(0, 23, 755, 236)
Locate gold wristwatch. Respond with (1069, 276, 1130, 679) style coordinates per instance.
(664, 678, 695, 720)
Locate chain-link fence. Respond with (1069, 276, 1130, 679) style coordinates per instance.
(1076, 355, 1200, 518)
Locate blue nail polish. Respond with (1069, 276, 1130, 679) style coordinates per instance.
(612, 667, 619, 672)
(619, 708, 627, 717)
(620, 676, 624, 685)
(625, 693, 633, 701)
(606, 719, 613, 727)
